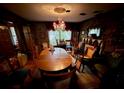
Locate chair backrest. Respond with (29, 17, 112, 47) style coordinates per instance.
(17, 53, 27, 67)
(9, 57, 20, 71)
(0, 58, 12, 75)
(43, 68, 76, 81)
(86, 47, 96, 58)
(42, 42, 48, 49)
(66, 40, 71, 46)
(42, 68, 76, 88)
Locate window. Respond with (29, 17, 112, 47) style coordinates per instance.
(10, 27, 18, 45)
(48, 30, 71, 46)
(88, 28, 100, 37)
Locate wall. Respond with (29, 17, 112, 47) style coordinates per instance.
(79, 8, 124, 54)
(0, 26, 15, 57)
(0, 7, 28, 57)
(30, 22, 49, 53)
(29, 22, 80, 53)
(0, 6, 80, 57)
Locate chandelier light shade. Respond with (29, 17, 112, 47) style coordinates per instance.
(53, 6, 67, 31)
(53, 18, 66, 31)
(54, 6, 66, 13)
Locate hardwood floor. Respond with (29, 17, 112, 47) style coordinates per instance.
(75, 67, 101, 89)
(23, 60, 101, 89)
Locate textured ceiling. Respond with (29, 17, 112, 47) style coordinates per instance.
(1, 3, 124, 22)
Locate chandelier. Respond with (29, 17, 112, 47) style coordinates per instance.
(53, 6, 66, 31)
(53, 18, 66, 31)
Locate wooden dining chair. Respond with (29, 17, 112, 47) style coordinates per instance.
(75, 60, 82, 73)
(80, 46, 96, 72)
(71, 54, 82, 73)
(40, 68, 76, 89)
(65, 40, 72, 52)
(42, 42, 48, 49)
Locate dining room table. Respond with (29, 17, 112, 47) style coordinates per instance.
(36, 47, 75, 72)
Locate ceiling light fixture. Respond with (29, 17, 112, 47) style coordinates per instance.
(80, 13, 86, 16)
(66, 10, 70, 12)
(54, 6, 66, 13)
(53, 18, 66, 31)
(53, 6, 66, 31)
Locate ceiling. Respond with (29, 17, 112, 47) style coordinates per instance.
(1, 3, 124, 22)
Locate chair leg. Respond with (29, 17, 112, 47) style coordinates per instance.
(82, 64, 85, 73)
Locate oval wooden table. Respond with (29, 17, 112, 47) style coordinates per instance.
(36, 48, 75, 72)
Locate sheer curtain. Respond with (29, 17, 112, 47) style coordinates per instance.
(88, 28, 100, 37)
(48, 30, 71, 46)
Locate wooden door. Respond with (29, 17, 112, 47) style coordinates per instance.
(0, 26, 15, 57)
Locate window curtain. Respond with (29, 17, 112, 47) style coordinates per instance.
(48, 30, 72, 46)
